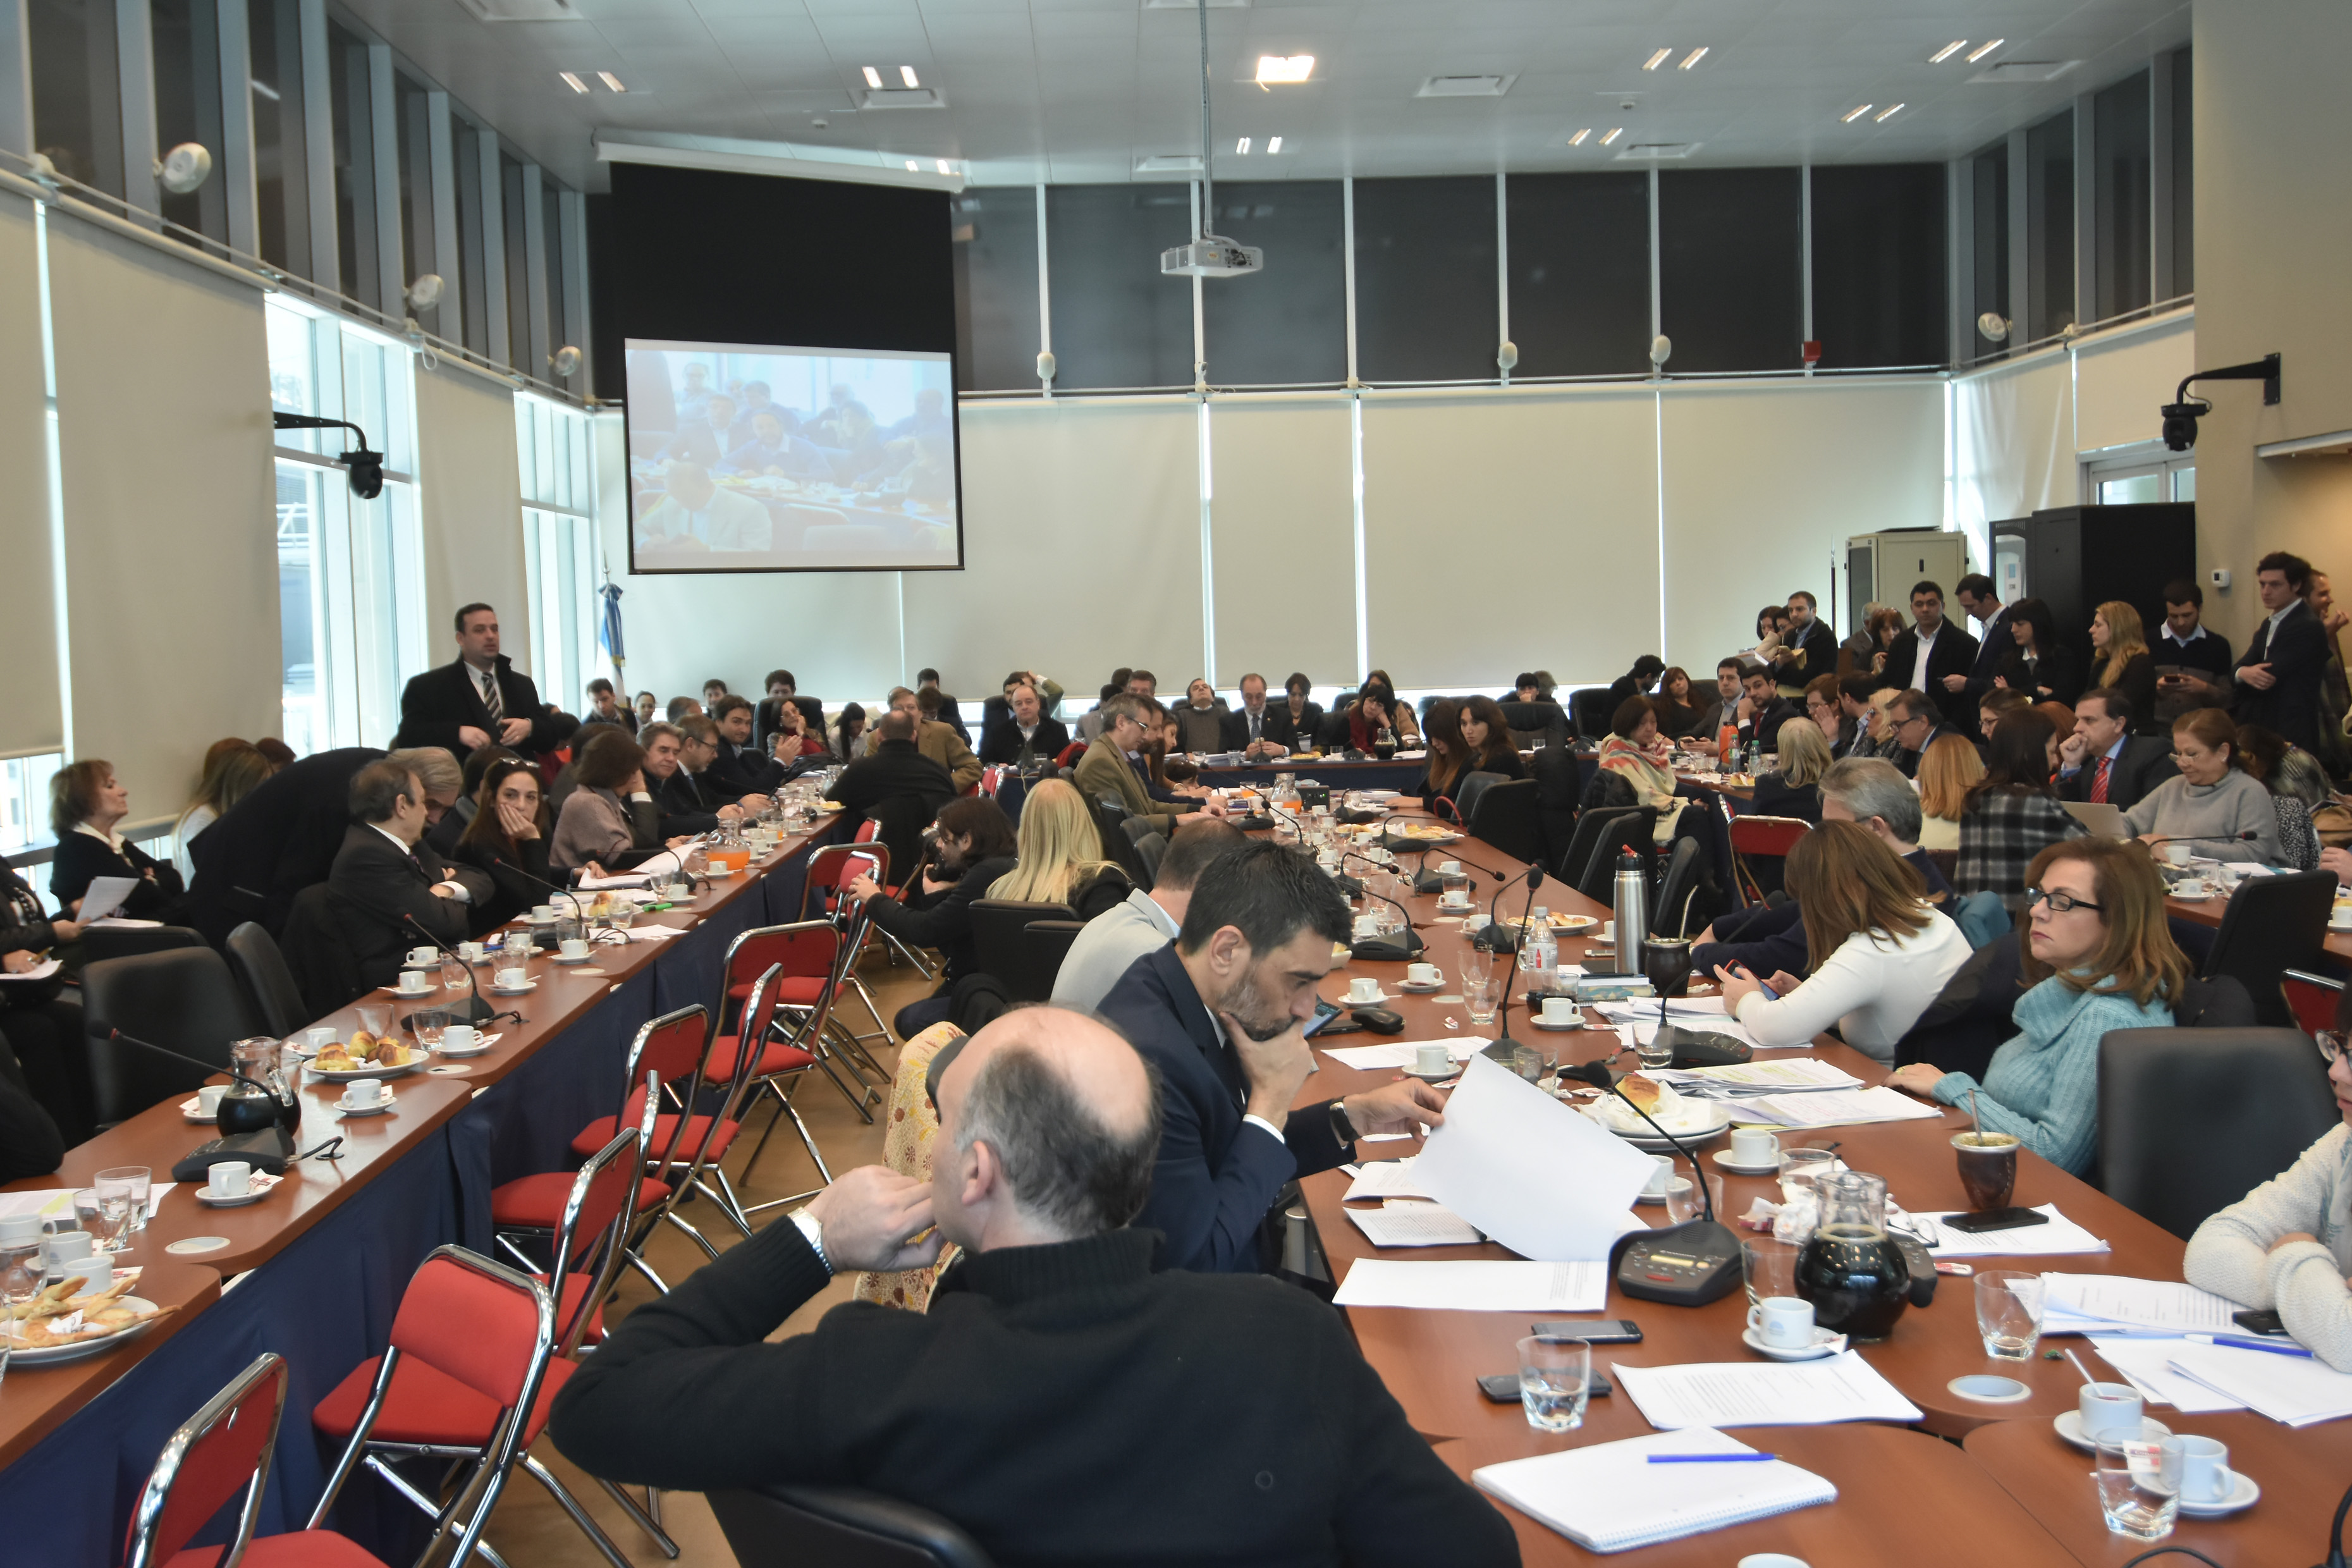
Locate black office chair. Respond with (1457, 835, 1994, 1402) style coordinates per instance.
(967, 900, 1081, 1003)
(2202, 869, 2335, 1028)
(276, 883, 367, 1020)
(1526, 748, 1581, 871)
(1573, 811, 1658, 902)
(1568, 688, 1617, 741)
(1453, 770, 1507, 828)
(1464, 778, 1542, 866)
(1085, 795, 1154, 891)
(224, 921, 311, 1039)
(708, 1483, 994, 1568)
(82, 947, 259, 1129)
(1651, 838, 1705, 938)
(1132, 830, 1167, 885)
(1498, 699, 1569, 752)
(78, 923, 206, 965)
(1553, 805, 1653, 890)
(2098, 1026, 2337, 1236)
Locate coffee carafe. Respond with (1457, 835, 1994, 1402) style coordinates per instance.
(1792, 1170, 1911, 1342)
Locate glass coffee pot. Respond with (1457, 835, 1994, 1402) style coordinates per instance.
(217, 1037, 298, 1139)
(1792, 1170, 1911, 1342)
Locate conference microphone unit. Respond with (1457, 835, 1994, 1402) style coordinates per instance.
(489, 855, 586, 922)
(1474, 867, 1543, 953)
(2142, 830, 2260, 847)
(1560, 1058, 1743, 1307)
(108, 1029, 301, 1177)
(1407, 842, 1507, 896)
(1340, 850, 1424, 962)
(399, 914, 500, 1026)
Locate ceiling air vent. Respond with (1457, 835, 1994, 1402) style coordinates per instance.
(1615, 142, 1700, 161)
(859, 88, 944, 109)
(455, 0, 584, 21)
(1135, 154, 1204, 175)
(1417, 75, 1516, 98)
(1969, 60, 2081, 83)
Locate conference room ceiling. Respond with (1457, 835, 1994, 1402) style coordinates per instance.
(342, 0, 2194, 191)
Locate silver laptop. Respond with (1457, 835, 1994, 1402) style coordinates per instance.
(2063, 800, 2130, 838)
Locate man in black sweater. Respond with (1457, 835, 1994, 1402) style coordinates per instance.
(826, 711, 959, 881)
(186, 745, 383, 945)
(548, 1006, 1519, 1567)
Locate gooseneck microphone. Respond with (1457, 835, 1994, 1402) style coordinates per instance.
(1561, 1057, 1743, 1306)
(400, 914, 499, 1024)
(1339, 850, 1424, 961)
(1474, 866, 1543, 953)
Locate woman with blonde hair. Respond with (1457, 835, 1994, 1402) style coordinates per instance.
(1716, 820, 1970, 1062)
(171, 740, 277, 881)
(1891, 837, 2186, 1174)
(2089, 600, 2157, 733)
(986, 778, 1133, 917)
(1752, 716, 1830, 822)
(1914, 733, 1983, 852)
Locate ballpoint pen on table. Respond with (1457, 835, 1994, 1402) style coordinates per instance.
(2183, 1333, 2313, 1358)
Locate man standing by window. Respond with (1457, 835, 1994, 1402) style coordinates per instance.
(395, 604, 566, 765)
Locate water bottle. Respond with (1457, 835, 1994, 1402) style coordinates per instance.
(1611, 849, 1648, 970)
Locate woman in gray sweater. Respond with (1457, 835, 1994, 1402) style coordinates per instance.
(2123, 707, 2282, 864)
(2184, 996, 2352, 1370)
(550, 729, 683, 876)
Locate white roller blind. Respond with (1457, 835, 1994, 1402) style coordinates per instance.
(904, 400, 1203, 695)
(0, 193, 61, 757)
(1362, 389, 1660, 688)
(1956, 353, 2076, 549)
(1660, 381, 1945, 675)
(2075, 317, 2195, 455)
(47, 219, 277, 815)
(416, 364, 528, 668)
(1208, 398, 1355, 689)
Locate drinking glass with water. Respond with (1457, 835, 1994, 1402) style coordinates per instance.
(2095, 1438, 2179, 1540)
(1975, 1270, 2045, 1361)
(1516, 1335, 1591, 1432)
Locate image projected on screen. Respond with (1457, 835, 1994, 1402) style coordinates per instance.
(623, 340, 960, 573)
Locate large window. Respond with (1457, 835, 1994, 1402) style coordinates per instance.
(0, 756, 67, 856)
(267, 299, 426, 754)
(328, 21, 378, 307)
(1044, 184, 1195, 391)
(2024, 107, 2075, 343)
(247, 0, 310, 277)
(950, 185, 1040, 393)
(1201, 180, 1347, 386)
(395, 71, 434, 307)
(1660, 168, 1802, 373)
(151, 0, 228, 245)
(2093, 71, 2152, 322)
(1352, 176, 1498, 383)
(1811, 165, 1947, 369)
(1968, 140, 2010, 354)
(517, 397, 600, 716)
(26, 0, 123, 196)
(1506, 172, 1651, 379)
(2168, 49, 2193, 295)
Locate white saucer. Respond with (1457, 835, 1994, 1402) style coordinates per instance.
(1742, 1325, 1845, 1361)
(384, 986, 437, 1000)
(1342, 990, 1390, 1006)
(1397, 980, 1444, 993)
(165, 1236, 230, 1256)
(551, 952, 596, 965)
(1435, 904, 1476, 918)
(489, 980, 539, 995)
(196, 1189, 265, 1208)
(2170, 891, 2215, 903)
(1531, 1015, 1590, 1031)
(2053, 1411, 2173, 1452)
(180, 1099, 217, 1124)
(1713, 1149, 1785, 1176)
(434, 1043, 493, 1058)
(1403, 1065, 1462, 1083)
(337, 1094, 396, 1117)
(2178, 1472, 2261, 1517)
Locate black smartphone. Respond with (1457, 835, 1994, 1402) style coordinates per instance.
(1529, 1319, 1643, 1344)
(1479, 1372, 1612, 1403)
(1303, 998, 1345, 1039)
(1942, 1207, 2051, 1234)
(2232, 1308, 2289, 1337)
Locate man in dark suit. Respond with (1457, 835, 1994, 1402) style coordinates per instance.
(327, 760, 485, 991)
(1219, 672, 1291, 761)
(2057, 688, 2177, 811)
(1767, 591, 1838, 693)
(1949, 573, 2013, 705)
(394, 603, 567, 765)
(1885, 688, 1962, 779)
(186, 745, 383, 945)
(915, 668, 971, 743)
(707, 695, 785, 796)
(2234, 551, 2329, 751)
(1096, 842, 1444, 1273)
(825, 711, 958, 883)
(977, 679, 1069, 768)
(548, 1005, 1518, 1565)
(1732, 666, 1800, 752)
(1880, 581, 1980, 728)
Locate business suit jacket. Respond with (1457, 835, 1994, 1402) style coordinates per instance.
(824, 742, 958, 883)
(1096, 945, 1356, 1273)
(327, 824, 474, 991)
(1894, 723, 1966, 779)
(1772, 618, 1839, 687)
(2236, 599, 2330, 751)
(1218, 704, 1290, 753)
(650, 768, 725, 837)
(1072, 738, 1179, 839)
(395, 656, 563, 763)
(708, 739, 781, 799)
(186, 747, 384, 945)
(1997, 642, 2083, 706)
(2057, 734, 2179, 812)
(976, 713, 1070, 767)
(1882, 622, 1982, 727)
(1961, 606, 2014, 699)
(912, 718, 981, 793)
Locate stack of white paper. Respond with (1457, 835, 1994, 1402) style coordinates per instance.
(1612, 1352, 1925, 1430)
(1733, 1087, 1946, 1128)
(2088, 1338, 2248, 1413)
(0, 957, 61, 983)
(1472, 1427, 1837, 1553)
(1650, 1058, 1864, 1098)
(1911, 1204, 2109, 1258)
(2038, 1275, 2239, 1336)
(1332, 1258, 1609, 1311)
(1344, 1202, 1485, 1248)
(77, 874, 140, 923)
(1342, 1160, 1432, 1201)
(2167, 1342, 2352, 1426)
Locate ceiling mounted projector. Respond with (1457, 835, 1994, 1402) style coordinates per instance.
(156, 142, 212, 194)
(1158, 0, 1263, 282)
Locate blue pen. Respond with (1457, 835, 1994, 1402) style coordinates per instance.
(1646, 1453, 1780, 1464)
(2185, 1332, 2313, 1358)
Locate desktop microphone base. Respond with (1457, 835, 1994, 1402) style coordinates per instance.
(401, 995, 498, 1028)
(1612, 1220, 1744, 1307)
(1348, 935, 1424, 962)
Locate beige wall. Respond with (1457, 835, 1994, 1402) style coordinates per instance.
(2193, 0, 2352, 647)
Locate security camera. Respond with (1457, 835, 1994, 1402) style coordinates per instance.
(2159, 400, 2205, 453)
(2157, 355, 2282, 452)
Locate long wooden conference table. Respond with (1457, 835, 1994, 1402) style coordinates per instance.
(1299, 809, 2346, 1567)
(0, 816, 840, 1562)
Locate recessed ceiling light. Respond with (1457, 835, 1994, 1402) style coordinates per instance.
(1642, 47, 1673, 71)
(597, 71, 624, 92)
(1678, 47, 1707, 70)
(1841, 103, 1873, 123)
(1600, 126, 1624, 145)
(900, 66, 919, 88)
(936, 158, 952, 175)
(1235, 135, 1251, 154)
(862, 66, 883, 89)
(1567, 127, 1591, 145)
(1875, 102, 1905, 121)
(904, 160, 918, 171)
(1266, 135, 1282, 152)
(559, 71, 590, 94)
(1930, 40, 1968, 63)
(1255, 54, 1313, 84)
(1965, 39, 2004, 63)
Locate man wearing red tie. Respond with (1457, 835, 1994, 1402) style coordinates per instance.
(2057, 689, 2177, 812)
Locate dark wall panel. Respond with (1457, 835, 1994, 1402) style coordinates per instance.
(1811, 164, 1947, 369)
(1201, 180, 1347, 386)
(1507, 171, 1651, 378)
(1352, 175, 1498, 383)
(1659, 167, 1801, 373)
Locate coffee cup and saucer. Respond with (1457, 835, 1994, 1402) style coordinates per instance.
(434, 1024, 491, 1059)
(1397, 962, 1445, 993)
(337, 1079, 397, 1118)
(2167, 1435, 2259, 1516)
(552, 937, 596, 965)
(1531, 995, 1588, 1032)
(197, 1160, 265, 1207)
(1403, 1043, 1459, 1082)
(1742, 1295, 1845, 1361)
(1712, 1127, 1784, 1175)
(2054, 1383, 2172, 1451)
(2171, 877, 2215, 902)
(1344, 977, 1388, 1007)
(401, 945, 441, 970)
(388, 972, 434, 998)
(490, 967, 538, 995)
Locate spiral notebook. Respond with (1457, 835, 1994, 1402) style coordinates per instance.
(1471, 1427, 1836, 1553)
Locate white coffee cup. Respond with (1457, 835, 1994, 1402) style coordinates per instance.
(1730, 1127, 1781, 1166)
(1438, 861, 1461, 875)
(307, 1026, 340, 1050)
(494, 966, 528, 989)
(1414, 1043, 1452, 1074)
(407, 945, 438, 967)
(1540, 995, 1578, 1024)
(1599, 920, 1617, 945)
(45, 1232, 99, 1275)
(2163, 843, 2193, 866)
(1464, 913, 1492, 935)
(457, 941, 486, 962)
(531, 903, 556, 920)
(2332, 908, 2352, 930)
(396, 971, 431, 993)
(207, 1161, 252, 1198)
(341, 1079, 389, 1109)
(1643, 1155, 1674, 1196)
(2175, 878, 2209, 898)
(1347, 977, 1381, 1003)
(560, 937, 591, 960)
(196, 1084, 227, 1116)
(2079, 1381, 2143, 1441)
(2162, 1435, 2234, 1504)
(441, 1024, 480, 1051)
(1406, 962, 1440, 986)
(1748, 1295, 1816, 1349)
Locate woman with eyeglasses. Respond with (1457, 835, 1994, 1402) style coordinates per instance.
(2122, 707, 2283, 864)
(2184, 989, 2352, 1370)
(1889, 837, 2186, 1175)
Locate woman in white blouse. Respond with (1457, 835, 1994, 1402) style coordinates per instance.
(1715, 819, 1971, 1062)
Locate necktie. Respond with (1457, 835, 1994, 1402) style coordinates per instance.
(1249, 713, 1261, 741)
(2091, 757, 2112, 805)
(481, 670, 503, 725)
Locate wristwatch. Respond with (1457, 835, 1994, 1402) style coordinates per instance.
(1328, 1100, 1359, 1147)
(789, 1206, 832, 1276)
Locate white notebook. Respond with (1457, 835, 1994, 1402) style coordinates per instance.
(1472, 1426, 1836, 1553)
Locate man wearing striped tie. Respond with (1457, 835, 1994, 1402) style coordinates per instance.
(394, 603, 567, 765)
(2057, 687, 2177, 812)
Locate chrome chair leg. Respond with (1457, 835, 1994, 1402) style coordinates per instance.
(518, 1451, 640, 1568)
(592, 1474, 682, 1559)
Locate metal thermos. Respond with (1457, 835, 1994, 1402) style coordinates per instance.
(1611, 849, 1648, 965)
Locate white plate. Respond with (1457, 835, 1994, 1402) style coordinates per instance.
(1531, 1015, 1590, 1032)
(307, 1055, 424, 1083)
(6, 1297, 165, 1364)
(1712, 1149, 1785, 1176)
(2053, 1411, 2173, 1452)
(1742, 1325, 1846, 1361)
(489, 980, 539, 995)
(1589, 1100, 1734, 1147)
(196, 1188, 266, 1207)
(2178, 1471, 2261, 1517)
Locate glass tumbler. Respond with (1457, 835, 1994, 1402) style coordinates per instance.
(1516, 1336, 1592, 1433)
(2095, 1438, 2179, 1540)
(1975, 1270, 2045, 1361)
(95, 1167, 151, 1239)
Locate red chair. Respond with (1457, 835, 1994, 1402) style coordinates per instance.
(712, 923, 870, 1173)
(496, 1078, 659, 1352)
(798, 842, 918, 1062)
(1727, 812, 1811, 908)
(308, 1248, 576, 1568)
(1054, 739, 1087, 769)
(2283, 967, 2344, 1038)
(124, 1353, 389, 1567)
